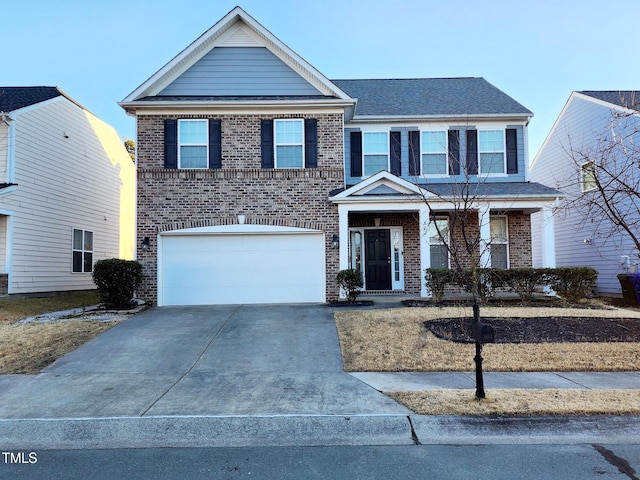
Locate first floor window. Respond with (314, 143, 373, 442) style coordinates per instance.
(363, 132, 389, 176)
(490, 216, 509, 269)
(178, 119, 208, 168)
(275, 119, 304, 168)
(581, 161, 597, 191)
(72, 229, 93, 273)
(479, 130, 505, 174)
(429, 218, 449, 269)
(421, 131, 447, 175)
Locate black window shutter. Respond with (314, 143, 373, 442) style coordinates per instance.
(260, 119, 274, 169)
(466, 129, 478, 175)
(408, 130, 420, 176)
(506, 128, 518, 174)
(350, 131, 362, 177)
(164, 119, 178, 169)
(448, 130, 460, 175)
(304, 118, 318, 168)
(208, 119, 222, 169)
(390, 131, 401, 176)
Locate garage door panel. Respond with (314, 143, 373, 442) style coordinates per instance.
(159, 232, 325, 305)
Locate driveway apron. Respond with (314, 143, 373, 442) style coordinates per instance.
(0, 304, 409, 418)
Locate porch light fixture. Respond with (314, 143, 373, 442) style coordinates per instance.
(374, 218, 381, 227)
(141, 237, 150, 251)
(332, 234, 339, 249)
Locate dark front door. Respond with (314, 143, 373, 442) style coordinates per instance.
(365, 229, 392, 290)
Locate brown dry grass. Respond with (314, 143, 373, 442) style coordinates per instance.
(0, 291, 100, 324)
(389, 389, 640, 415)
(0, 292, 116, 374)
(334, 306, 640, 372)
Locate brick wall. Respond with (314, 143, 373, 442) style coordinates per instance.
(136, 113, 344, 305)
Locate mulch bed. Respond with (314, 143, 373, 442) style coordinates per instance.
(426, 317, 640, 344)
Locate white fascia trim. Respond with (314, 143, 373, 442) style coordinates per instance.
(330, 171, 428, 200)
(120, 99, 355, 114)
(0, 210, 13, 291)
(122, 7, 352, 103)
(349, 113, 533, 124)
(0, 186, 17, 196)
(160, 225, 323, 235)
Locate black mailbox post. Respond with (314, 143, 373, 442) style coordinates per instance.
(471, 304, 495, 399)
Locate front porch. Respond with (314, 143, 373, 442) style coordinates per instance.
(329, 172, 559, 300)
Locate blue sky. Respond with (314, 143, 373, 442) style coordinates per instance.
(3, 0, 639, 159)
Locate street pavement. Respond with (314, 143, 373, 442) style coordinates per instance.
(0, 304, 638, 451)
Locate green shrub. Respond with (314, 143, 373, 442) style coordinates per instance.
(547, 267, 598, 302)
(424, 268, 457, 302)
(337, 269, 363, 302)
(502, 268, 548, 300)
(92, 259, 143, 309)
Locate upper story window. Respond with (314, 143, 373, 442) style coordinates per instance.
(72, 228, 93, 273)
(581, 161, 597, 192)
(178, 120, 208, 169)
(421, 131, 447, 175)
(489, 216, 509, 269)
(274, 119, 304, 168)
(363, 132, 389, 176)
(479, 130, 506, 174)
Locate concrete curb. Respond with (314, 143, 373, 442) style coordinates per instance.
(2, 414, 639, 450)
(411, 415, 640, 445)
(0, 415, 415, 450)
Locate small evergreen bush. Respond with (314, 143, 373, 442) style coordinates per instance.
(92, 259, 143, 309)
(337, 269, 363, 303)
(424, 268, 457, 302)
(547, 266, 598, 302)
(502, 268, 548, 300)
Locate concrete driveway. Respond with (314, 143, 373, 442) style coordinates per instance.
(0, 304, 410, 418)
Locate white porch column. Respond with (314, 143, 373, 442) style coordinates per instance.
(419, 205, 431, 297)
(541, 204, 556, 268)
(478, 203, 491, 268)
(338, 205, 350, 300)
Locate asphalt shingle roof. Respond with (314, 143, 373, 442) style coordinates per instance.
(579, 91, 639, 110)
(0, 86, 62, 112)
(332, 78, 533, 117)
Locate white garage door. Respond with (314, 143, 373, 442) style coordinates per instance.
(158, 225, 326, 306)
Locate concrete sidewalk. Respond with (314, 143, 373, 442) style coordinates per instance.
(0, 304, 638, 449)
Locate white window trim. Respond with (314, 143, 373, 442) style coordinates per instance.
(420, 129, 449, 178)
(362, 131, 390, 178)
(580, 161, 597, 192)
(178, 119, 209, 170)
(490, 215, 509, 269)
(478, 129, 507, 176)
(72, 228, 94, 273)
(274, 119, 305, 169)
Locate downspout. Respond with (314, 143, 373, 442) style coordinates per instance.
(2, 112, 16, 183)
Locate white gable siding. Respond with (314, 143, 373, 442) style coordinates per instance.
(159, 47, 322, 96)
(0, 123, 7, 182)
(530, 95, 637, 294)
(4, 97, 135, 294)
(0, 216, 6, 271)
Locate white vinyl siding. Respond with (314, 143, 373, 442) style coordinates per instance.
(0, 216, 6, 271)
(3, 97, 135, 294)
(530, 94, 638, 294)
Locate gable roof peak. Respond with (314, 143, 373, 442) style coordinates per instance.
(121, 7, 351, 106)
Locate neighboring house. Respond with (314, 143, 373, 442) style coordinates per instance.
(0, 87, 136, 295)
(530, 91, 640, 295)
(120, 6, 563, 306)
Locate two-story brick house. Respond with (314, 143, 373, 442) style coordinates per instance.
(120, 7, 562, 306)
